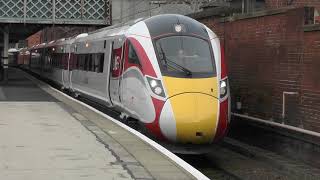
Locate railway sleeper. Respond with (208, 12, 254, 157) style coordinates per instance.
(221, 137, 320, 180)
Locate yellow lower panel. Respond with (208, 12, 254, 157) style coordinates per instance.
(169, 93, 218, 144)
(163, 77, 219, 98)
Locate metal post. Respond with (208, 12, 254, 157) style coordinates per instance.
(52, 0, 56, 24)
(2, 26, 9, 83)
(23, 0, 27, 24)
(81, 0, 84, 20)
(106, 0, 112, 25)
(251, 0, 256, 12)
(246, 0, 250, 13)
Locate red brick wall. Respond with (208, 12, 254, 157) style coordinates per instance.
(198, 8, 320, 132)
(26, 26, 98, 47)
(265, 0, 320, 10)
(300, 31, 320, 131)
(27, 31, 42, 47)
(42, 26, 97, 42)
(224, 9, 305, 123)
(292, 0, 320, 9)
(265, 0, 288, 9)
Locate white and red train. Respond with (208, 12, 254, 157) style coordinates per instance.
(20, 14, 230, 145)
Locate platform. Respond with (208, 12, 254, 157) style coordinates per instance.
(0, 68, 200, 180)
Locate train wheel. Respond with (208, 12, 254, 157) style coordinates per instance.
(71, 91, 80, 98)
(126, 117, 139, 130)
(119, 112, 128, 123)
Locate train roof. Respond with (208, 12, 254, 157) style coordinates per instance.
(74, 14, 211, 43)
(74, 18, 146, 43)
(25, 14, 214, 52)
(144, 14, 210, 39)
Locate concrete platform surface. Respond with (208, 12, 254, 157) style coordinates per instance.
(0, 68, 197, 180)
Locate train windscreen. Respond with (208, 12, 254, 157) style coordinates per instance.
(155, 36, 216, 78)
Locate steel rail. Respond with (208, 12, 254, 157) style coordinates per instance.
(232, 113, 320, 138)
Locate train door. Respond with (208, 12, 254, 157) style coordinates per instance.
(69, 45, 76, 92)
(109, 39, 125, 106)
(62, 50, 70, 89)
(61, 46, 71, 89)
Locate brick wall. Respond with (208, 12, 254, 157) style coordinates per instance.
(265, 0, 288, 9)
(26, 26, 98, 47)
(294, 0, 320, 9)
(42, 26, 97, 42)
(27, 31, 42, 47)
(265, 0, 320, 10)
(197, 7, 320, 132)
(300, 30, 320, 131)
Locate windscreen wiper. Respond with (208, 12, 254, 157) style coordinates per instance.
(158, 43, 192, 76)
(165, 58, 192, 76)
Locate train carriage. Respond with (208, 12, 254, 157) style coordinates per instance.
(17, 48, 30, 66)
(25, 14, 230, 145)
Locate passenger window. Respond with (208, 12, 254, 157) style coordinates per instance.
(88, 55, 93, 71)
(99, 53, 104, 73)
(84, 55, 89, 71)
(57, 54, 59, 68)
(94, 54, 99, 73)
(91, 55, 95, 72)
(75, 55, 79, 69)
(79, 55, 84, 70)
(128, 42, 140, 66)
(63, 54, 68, 70)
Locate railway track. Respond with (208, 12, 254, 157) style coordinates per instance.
(179, 154, 239, 180)
(181, 144, 291, 180)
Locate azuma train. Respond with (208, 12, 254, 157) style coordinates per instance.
(19, 14, 230, 145)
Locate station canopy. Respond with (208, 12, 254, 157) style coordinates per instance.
(0, 0, 111, 48)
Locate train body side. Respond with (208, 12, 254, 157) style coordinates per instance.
(22, 14, 230, 145)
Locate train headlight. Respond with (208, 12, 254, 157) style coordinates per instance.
(220, 79, 228, 98)
(150, 80, 157, 88)
(154, 87, 163, 95)
(175, 25, 182, 32)
(146, 76, 165, 98)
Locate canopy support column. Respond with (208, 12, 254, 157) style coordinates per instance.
(1, 26, 9, 83)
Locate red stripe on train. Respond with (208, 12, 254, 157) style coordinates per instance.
(128, 37, 157, 78)
(145, 97, 166, 141)
(128, 37, 165, 139)
(214, 98, 228, 142)
(220, 44, 227, 79)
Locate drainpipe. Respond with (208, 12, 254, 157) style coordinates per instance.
(282, 91, 299, 124)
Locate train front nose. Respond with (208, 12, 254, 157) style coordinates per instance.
(159, 77, 220, 144)
(168, 93, 218, 144)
